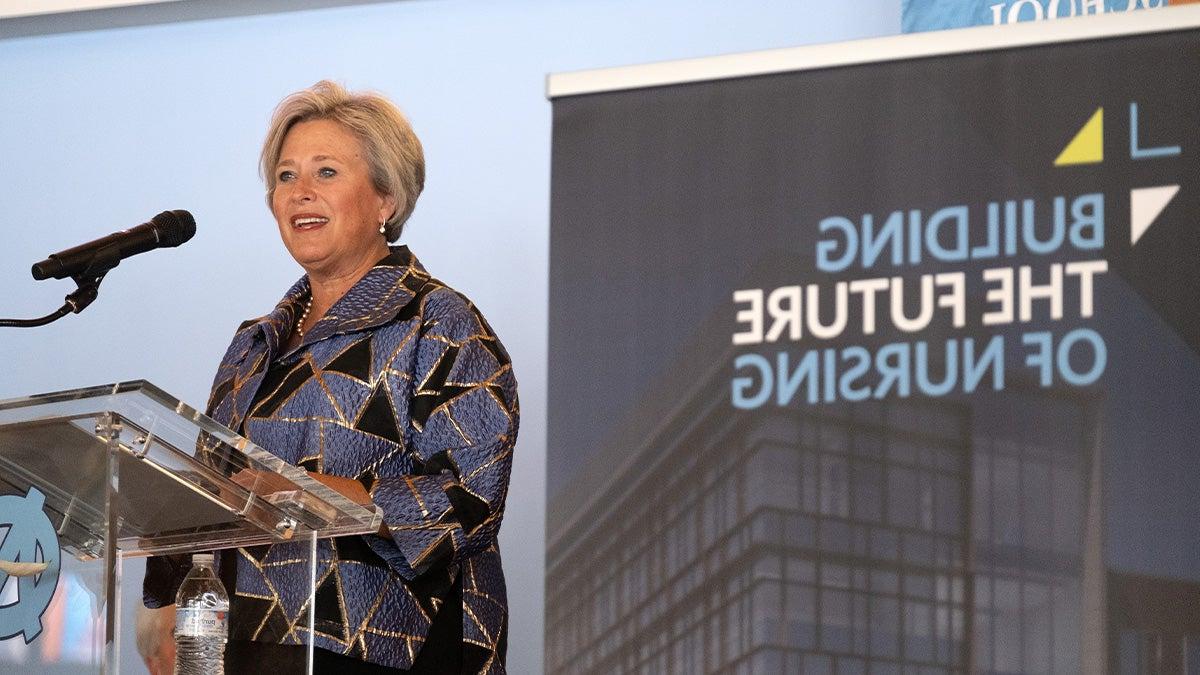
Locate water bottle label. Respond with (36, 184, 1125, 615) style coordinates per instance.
(175, 607, 228, 638)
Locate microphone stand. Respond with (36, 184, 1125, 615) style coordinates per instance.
(0, 245, 121, 328)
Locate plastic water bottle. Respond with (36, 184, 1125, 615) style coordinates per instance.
(174, 553, 229, 674)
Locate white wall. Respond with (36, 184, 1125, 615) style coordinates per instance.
(0, 1, 899, 671)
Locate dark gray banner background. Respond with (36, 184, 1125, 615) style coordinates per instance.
(548, 26, 1199, 674)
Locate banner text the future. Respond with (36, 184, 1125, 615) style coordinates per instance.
(731, 192, 1109, 407)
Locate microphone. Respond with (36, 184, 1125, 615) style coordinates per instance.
(31, 210, 196, 281)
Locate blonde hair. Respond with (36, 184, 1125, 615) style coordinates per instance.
(260, 80, 425, 241)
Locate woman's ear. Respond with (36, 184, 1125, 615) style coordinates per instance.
(379, 193, 399, 224)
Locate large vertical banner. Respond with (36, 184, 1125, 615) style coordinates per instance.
(547, 10, 1200, 675)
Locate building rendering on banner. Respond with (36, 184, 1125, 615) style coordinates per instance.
(546, 344, 1107, 673)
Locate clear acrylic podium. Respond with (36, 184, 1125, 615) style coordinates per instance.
(0, 381, 383, 674)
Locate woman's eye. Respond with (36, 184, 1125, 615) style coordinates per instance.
(318, 167, 337, 178)
(278, 170, 296, 182)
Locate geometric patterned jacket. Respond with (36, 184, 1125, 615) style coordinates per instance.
(143, 246, 518, 673)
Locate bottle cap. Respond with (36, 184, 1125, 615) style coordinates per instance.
(192, 553, 214, 565)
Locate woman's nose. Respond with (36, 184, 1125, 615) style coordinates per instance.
(291, 176, 316, 202)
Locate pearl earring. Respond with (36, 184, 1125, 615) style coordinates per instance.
(379, 222, 387, 235)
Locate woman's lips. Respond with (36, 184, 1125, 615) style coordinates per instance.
(292, 215, 329, 230)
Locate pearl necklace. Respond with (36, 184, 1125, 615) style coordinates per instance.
(295, 297, 313, 337)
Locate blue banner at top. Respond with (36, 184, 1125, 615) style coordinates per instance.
(902, 0, 1172, 32)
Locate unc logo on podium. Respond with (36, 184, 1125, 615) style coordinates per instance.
(0, 487, 62, 644)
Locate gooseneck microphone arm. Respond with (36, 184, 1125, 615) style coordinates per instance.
(0, 210, 195, 328)
(0, 244, 122, 328)
(0, 307, 73, 328)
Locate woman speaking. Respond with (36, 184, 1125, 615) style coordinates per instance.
(145, 81, 519, 674)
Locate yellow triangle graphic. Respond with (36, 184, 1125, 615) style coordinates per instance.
(1054, 107, 1103, 166)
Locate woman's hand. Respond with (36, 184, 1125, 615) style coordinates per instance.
(229, 467, 297, 496)
(231, 467, 387, 537)
(304, 471, 373, 507)
(306, 472, 390, 538)
(230, 467, 371, 506)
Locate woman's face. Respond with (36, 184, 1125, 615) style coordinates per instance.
(271, 118, 397, 280)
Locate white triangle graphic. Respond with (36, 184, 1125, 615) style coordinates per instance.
(1130, 185, 1179, 246)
